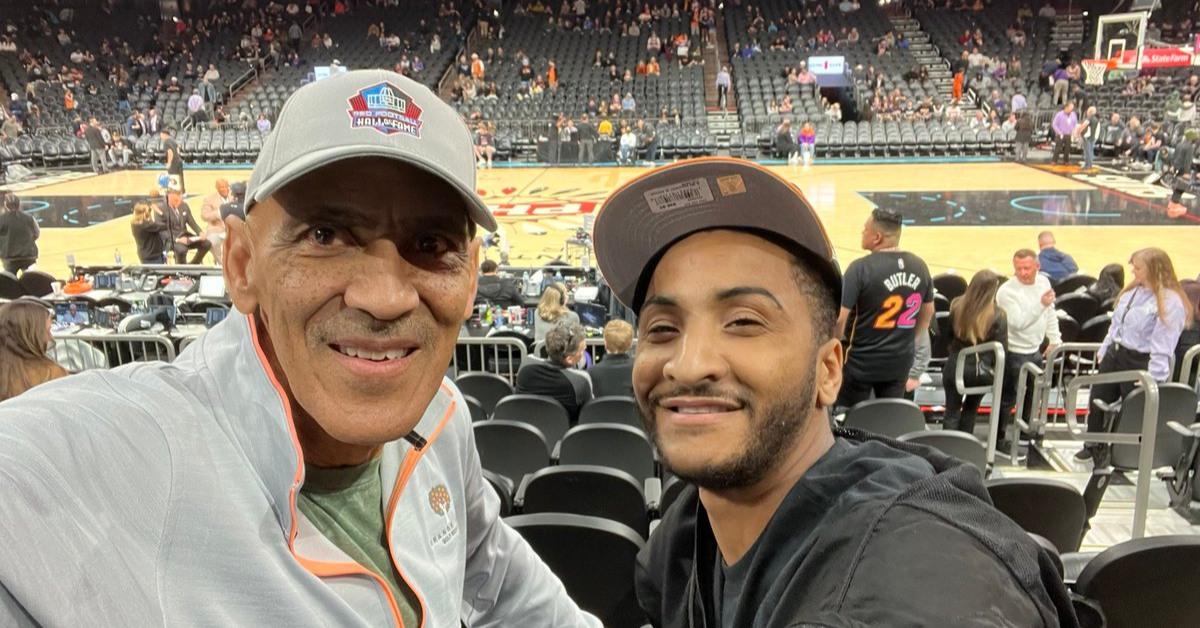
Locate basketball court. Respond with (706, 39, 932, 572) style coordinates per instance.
(15, 161, 1198, 281)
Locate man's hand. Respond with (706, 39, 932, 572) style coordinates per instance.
(1043, 343, 1058, 359)
(905, 378, 921, 392)
(1040, 289, 1056, 308)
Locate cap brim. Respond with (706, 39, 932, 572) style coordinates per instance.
(244, 144, 497, 233)
(594, 157, 840, 312)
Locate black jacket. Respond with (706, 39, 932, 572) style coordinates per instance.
(131, 214, 168, 263)
(0, 210, 39, 262)
(475, 274, 523, 307)
(515, 360, 592, 424)
(636, 429, 1078, 628)
(163, 201, 202, 240)
(589, 353, 634, 398)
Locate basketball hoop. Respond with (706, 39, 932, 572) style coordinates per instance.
(1082, 59, 1111, 86)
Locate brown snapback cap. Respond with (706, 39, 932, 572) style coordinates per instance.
(593, 157, 841, 313)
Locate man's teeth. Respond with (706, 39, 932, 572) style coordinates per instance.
(673, 406, 732, 414)
(336, 346, 411, 361)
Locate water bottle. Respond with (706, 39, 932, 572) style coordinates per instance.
(114, 249, 122, 265)
(522, 270, 531, 295)
(66, 252, 76, 268)
(554, 269, 564, 285)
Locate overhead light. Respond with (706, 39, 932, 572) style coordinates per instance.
(1082, 11, 1089, 16)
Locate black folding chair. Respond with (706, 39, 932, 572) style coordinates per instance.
(455, 371, 514, 415)
(506, 513, 647, 628)
(493, 394, 571, 449)
(473, 420, 550, 489)
(986, 478, 1087, 553)
(898, 430, 987, 474)
(579, 396, 642, 429)
(516, 465, 654, 538)
(558, 424, 656, 481)
(1074, 535, 1200, 628)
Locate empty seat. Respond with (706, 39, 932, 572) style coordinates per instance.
(492, 394, 571, 448)
(473, 420, 550, 488)
(578, 396, 642, 430)
(482, 469, 515, 517)
(1055, 293, 1100, 325)
(463, 395, 487, 423)
(0, 271, 21, 299)
(843, 398, 926, 438)
(1053, 273, 1097, 296)
(517, 465, 652, 537)
(986, 478, 1087, 553)
(933, 273, 968, 302)
(506, 513, 646, 628)
(1074, 535, 1200, 628)
(898, 430, 987, 474)
(455, 372, 514, 415)
(558, 424, 656, 481)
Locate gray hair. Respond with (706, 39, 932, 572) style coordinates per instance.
(545, 322, 586, 366)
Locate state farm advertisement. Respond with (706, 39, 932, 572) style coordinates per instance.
(1124, 47, 1195, 68)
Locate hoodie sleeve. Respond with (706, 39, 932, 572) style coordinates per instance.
(458, 409, 601, 628)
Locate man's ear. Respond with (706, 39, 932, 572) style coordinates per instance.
(462, 236, 483, 320)
(223, 215, 259, 315)
(815, 337, 844, 410)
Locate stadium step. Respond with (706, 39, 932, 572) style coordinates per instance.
(706, 110, 740, 142)
(890, 14, 954, 99)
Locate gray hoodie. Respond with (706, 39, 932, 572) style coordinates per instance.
(0, 313, 599, 627)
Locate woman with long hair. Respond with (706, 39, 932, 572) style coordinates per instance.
(1079, 248, 1191, 460)
(534, 282, 579, 343)
(0, 301, 68, 402)
(942, 270, 1008, 434)
(130, 200, 168, 264)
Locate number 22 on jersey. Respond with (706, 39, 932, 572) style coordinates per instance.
(874, 293, 922, 330)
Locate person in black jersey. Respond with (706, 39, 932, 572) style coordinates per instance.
(836, 208, 934, 410)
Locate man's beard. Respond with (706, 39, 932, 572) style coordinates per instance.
(639, 364, 817, 490)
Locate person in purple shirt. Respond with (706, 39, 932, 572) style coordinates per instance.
(1051, 102, 1077, 165)
(1052, 66, 1070, 105)
(1078, 247, 1191, 461)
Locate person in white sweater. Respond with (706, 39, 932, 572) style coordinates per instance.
(995, 249, 1062, 448)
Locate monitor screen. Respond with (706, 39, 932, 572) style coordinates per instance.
(198, 275, 227, 299)
(205, 307, 228, 328)
(573, 302, 607, 328)
(54, 301, 91, 326)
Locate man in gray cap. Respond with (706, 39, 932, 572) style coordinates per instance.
(0, 70, 598, 627)
(593, 158, 1076, 627)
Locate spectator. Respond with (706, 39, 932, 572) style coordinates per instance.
(130, 200, 168, 264)
(942, 270, 1008, 434)
(515, 321, 592, 423)
(635, 118, 657, 162)
(200, 180, 233, 263)
(470, 53, 485, 81)
(589, 320, 635, 398)
(0, 301, 68, 402)
(1050, 102, 1077, 166)
(83, 117, 108, 175)
(535, 282, 580, 343)
(618, 124, 637, 164)
(1051, 65, 1069, 106)
(621, 92, 636, 111)
(0, 192, 39, 274)
(1080, 248, 1189, 461)
(996, 249, 1062, 450)
(474, 120, 496, 169)
(798, 121, 816, 166)
(108, 131, 133, 168)
(1036, 231, 1079, 283)
(1175, 280, 1200, 382)
(256, 113, 272, 134)
(836, 208, 934, 409)
(775, 119, 798, 163)
(160, 128, 185, 193)
(1168, 129, 1196, 217)
(576, 113, 596, 164)
(162, 189, 211, 264)
(715, 66, 731, 110)
(475, 259, 522, 307)
(1077, 106, 1100, 170)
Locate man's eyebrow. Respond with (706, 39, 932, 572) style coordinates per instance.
(715, 286, 784, 309)
(642, 294, 678, 309)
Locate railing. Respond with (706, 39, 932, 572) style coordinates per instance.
(953, 341, 1005, 465)
(1061, 370, 1160, 539)
(1180, 344, 1200, 392)
(452, 337, 528, 384)
(49, 334, 176, 371)
(1040, 343, 1103, 430)
(1010, 359, 1046, 461)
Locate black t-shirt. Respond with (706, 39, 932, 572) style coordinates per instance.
(163, 138, 183, 173)
(841, 251, 933, 377)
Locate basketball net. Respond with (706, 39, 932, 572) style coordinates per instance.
(1082, 59, 1111, 86)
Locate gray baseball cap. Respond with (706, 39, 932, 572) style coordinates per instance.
(243, 69, 496, 232)
(593, 158, 840, 313)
